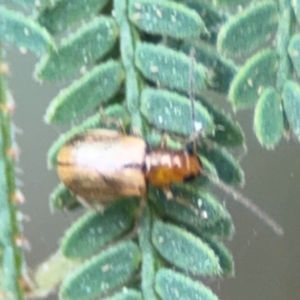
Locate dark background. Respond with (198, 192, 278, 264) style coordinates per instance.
(4, 44, 300, 300)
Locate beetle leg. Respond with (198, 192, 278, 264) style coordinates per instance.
(163, 188, 207, 218)
(63, 198, 78, 210)
(163, 188, 173, 200)
(132, 127, 142, 137)
(76, 196, 105, 212)
(92, 203, 105, 212)
(159, 133, 168, 148)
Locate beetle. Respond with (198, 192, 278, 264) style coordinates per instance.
(56, 128, 283, 235)
(56, 128, 202, 207)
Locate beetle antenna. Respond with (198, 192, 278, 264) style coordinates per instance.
(189, 47, 197, 152)
(201, 169, 284, 236)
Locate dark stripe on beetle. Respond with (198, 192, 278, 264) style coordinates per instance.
(123, 163, 144, 170)
(57, 162, 144, 170)
(67, 133, 119, 145)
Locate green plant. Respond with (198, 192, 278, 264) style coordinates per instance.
(0, 0, 293, 299)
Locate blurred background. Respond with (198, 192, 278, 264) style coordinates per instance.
(4, 43, 300, 300)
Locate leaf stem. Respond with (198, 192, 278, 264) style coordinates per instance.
(0, 46, 24, 299)
(113, 0, 143, 133)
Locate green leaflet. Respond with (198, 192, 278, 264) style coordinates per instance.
(135, 43, 206, 94)
(254, 87, 283, 149)
(0, 6, 55, 55)
(152, 220, 221, 276)
(201, 236, 234, 276)
(141, 88, 214, 136)
(61, 200, 136, 259)
(105, 290, 142, 300)
(60, 241, 141, 300)
(129, 0, 205, 39)
(181, 41, 238, 93)
(155, 269, 218, 300)
(199, 143, 244, 186)
(199, 97, 244, 146)
(288, 34, 300, 78)
(45, 61, 125, 124)
(217, 1, 278, 57)
(36, 17, 119, 81)
(282, 80, 300, 140)
(229, 49, 278, 110)
(38, 0, 109, 34)
(49, 183, 80, 212)
(47, 105, 129, 168)
(149, 185, 234, 237)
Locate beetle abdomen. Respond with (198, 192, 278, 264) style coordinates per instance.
(57, 129, 147, 202)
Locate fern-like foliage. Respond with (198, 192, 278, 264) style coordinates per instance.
(217, 0, 300, 149)
(0, 0, 290, 299)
